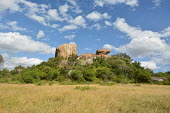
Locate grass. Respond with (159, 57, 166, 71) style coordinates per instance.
(0, 84, 170, 113)
(75, 86, 96, 90)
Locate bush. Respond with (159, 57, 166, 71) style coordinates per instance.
(99, 82, 115, 86)
(83, 69, 96, 81)
(134, 70, 152, 83)
(75, 86, 96, 91)
(95, 67, 113, 81)
(56, 76, 65, 82)
(48, 81, 55, 86)
(70, 70, 86, 82)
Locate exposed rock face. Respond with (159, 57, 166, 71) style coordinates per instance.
(78, 49, 111, 65)
(78, 53, 96, 65)
(55, 43, 111, 65)
(55, 44, 78, 58)
(96, 49, 111, 55)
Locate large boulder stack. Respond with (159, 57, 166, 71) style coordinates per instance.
(55, 44, 78, 58)
(78, 49, 111, 65)
(96, 49, 111, 55)
(96, 49, 111, 58)
(78, 53, 96, 65)
(55, 44, 111, 65)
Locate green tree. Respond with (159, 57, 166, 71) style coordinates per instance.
(0, 55, 4, 69)
(70, 70, 86, 82)
(95, 67, 113, 81)
(134, 70, 152, 83)
(83, 68, 96, 81)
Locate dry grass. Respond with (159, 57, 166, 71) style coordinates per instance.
(0, 84, 170, 113)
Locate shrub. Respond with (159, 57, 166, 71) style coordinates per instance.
(75, 86, 96, 91)
(56, 76, 65, 82)
(95, 67, 113, 81)
(70, 70, 86, 82)
(83, 69, 96, 81)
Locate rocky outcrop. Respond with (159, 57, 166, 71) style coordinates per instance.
(55, 44, 78, 58)
(78, 53, 96, 65)
(96, 49, 111, 55)
(78, 49, 111, 65)
(55, 44, 111, 65)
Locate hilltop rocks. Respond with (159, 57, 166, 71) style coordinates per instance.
(96, 49, 111, 55)
(78, 49, 111, 65)
(55, 44, 78, 58)
(78, 53, 96, 65)
(55, 44, 111, 65)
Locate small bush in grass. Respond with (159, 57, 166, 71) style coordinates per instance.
(48, 81, 55, 86)
(34, 81, 46, 86)
(99, 82, 115, 86)
(75, 86, 96, 91)
(60, 81, 78, 85)
(134, 84, 141, 86)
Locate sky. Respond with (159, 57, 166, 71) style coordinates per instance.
(0, 0, 170, 72)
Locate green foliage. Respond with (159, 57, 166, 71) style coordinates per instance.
(99, 82, 115, 86)
(75, 86, 96, 91)
(95, 67, 113, 81)
(0, 55, 4, 68)
(82, 69, 96, 81)
(56, 76, 65, 82)
(70, 70, 86, 82)
(134, 70, 152, 83)
(1, 52, 169, 85)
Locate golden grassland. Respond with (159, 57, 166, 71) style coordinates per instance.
(0, 84, 170, 113)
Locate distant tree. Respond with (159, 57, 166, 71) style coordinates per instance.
(0, 55, 4, 68)
(70, 70, 86, 82)
(83, 68, 96, 81)
(134, 70, 152, 83)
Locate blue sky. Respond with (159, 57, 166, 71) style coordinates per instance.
(0, 0, 170, 72)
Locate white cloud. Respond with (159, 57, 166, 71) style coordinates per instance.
(112, 18, 169, 58)
(141, 61, 160, 70)
(84, 48, 92, 50)
(0, 0, 22, 12)
(47, 9, 63, 21)
(105, 21, 112, 26)
(1, 53, 43, 70)
(94, 0, 139, 7)
(37, 30, 45, 39)
(7, 21, 27, 31)
(0, 21, 27, 31)
(0, 32, 55, 54)
(86, 11, 110, 21)
(59, 4, 69, 17)
(103, 44, 116, 50)
(103, 17, 170, 70)
(153, 0, 161, 6)
(67, 0, 82, 14)
(90, 23, 101, 30)
(69, 41, 77, 45)
(59, 25, 77, 32)
(69, 16, 86, 27)
(64, 35, 76, 40)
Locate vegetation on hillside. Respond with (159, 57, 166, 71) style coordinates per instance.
(0, 53, 170, 85)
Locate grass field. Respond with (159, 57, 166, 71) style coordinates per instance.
(0, 84, 170, 113)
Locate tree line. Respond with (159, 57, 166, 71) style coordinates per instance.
(0, 53, 170, 85)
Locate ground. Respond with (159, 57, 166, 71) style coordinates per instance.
(0, 84, 170, 113)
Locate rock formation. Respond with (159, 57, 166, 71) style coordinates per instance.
(78, 49, 111, 65)
(55, 44, 111, 65)
(55, 44, 78, 58)
(96, 49, 111, 55)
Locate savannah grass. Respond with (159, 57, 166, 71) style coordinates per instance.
(0, 84, 170, 113)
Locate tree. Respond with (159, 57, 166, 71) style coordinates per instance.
(70, 70, 86, 82)
(0, 55, 4, 69)
(83, 68, 96, 81)
(134, 70, 152, 83)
